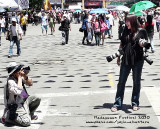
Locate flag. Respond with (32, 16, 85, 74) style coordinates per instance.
(44, 0, 51, 11)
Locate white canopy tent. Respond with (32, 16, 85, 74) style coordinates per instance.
(113, 5, 130, 12)
(0, 0, 18, 8)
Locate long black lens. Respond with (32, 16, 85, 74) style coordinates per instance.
(144, 57, 153, 65)
(106, 56, 113, 62)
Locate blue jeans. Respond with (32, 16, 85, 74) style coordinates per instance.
(156, 22, 160, 32)
(105, 29, 110, 36)
(9, 36, 21, 55)
(113, 60, 144, 109)
(148, 35, 154, 51)
(94, 31, 101, 45)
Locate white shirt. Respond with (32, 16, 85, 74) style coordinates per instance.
(88, 15, 92, 22)
(4, 77, 25, 108)
(108, 14, 114, 26)
(0, 18, 5, 27)
(9, 24, 23, 37)
(41, 16, 47, 26)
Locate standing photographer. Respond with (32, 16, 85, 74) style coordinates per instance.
(2, 62, 41, 126)
(111, 14, 148, 112)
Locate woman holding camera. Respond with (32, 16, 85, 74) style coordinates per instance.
(2, 62, 41, 126)
(111, 14, 148, 112)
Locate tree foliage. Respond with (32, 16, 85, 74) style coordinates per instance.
(29, 0, 44, 9)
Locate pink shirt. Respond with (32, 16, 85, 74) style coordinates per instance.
(155, 15, 160, 22)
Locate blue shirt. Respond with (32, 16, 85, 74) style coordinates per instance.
(105, 20, 110, 29)
(82, 19, 88, 29)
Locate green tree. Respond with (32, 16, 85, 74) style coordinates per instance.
(29, 0, 44, 9)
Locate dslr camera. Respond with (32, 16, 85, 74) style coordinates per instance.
(139, 39, 151, 49)
(22, 66, 30, 73)
(106, 48, 124, 62)
(106, 49, 153, 65)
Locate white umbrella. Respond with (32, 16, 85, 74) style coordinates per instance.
(0, 0, 18, 8)
(113, 5, 130, 12)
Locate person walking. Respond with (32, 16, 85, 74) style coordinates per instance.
(154, 12, 160, 32)
(6, 18, 23, 58)
(20, 13, 28, 36)
(82, 14, 89, 45)
(41, 13, 48, 35)
(111, 14, 148, 112)
(108, 12, 114, 37)
(105, 16, 111, 39)
(0, 15, 6, 36)
(93, 16, 101, 46)
(49, 13, 55, 35)
(60, 14, 71, 45)
(145, 15, 155, 53)
(99, 15, 107, 45)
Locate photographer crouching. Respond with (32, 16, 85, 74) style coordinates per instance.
(1, 62, 41, 126)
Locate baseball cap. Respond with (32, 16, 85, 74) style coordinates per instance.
(12, 17, 17, 22)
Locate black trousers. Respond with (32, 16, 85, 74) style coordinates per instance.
(82, 29, 89, 44)
(65, 30, 69, 44)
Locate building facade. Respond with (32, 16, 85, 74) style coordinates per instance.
(49, 0, 160, 10)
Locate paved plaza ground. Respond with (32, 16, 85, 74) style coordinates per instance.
(0, 20, 160, 129)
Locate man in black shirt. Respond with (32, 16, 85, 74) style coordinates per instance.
(61, 14, 71, 45)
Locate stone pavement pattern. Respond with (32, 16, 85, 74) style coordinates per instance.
(0, 20, 160, 129)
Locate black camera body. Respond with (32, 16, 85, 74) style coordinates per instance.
(22, 66, 30, 73)
(139, 39, 151, 49)
(7, 104, 18, 120)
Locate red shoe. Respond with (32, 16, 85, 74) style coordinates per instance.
(1, 117, 5, 124)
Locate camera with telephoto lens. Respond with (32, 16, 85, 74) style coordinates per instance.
(143, 53, 153, 65)
(7, 104, 18, 120)
(139, 39, 151, 49)
(22, 66, 30, 73)
(106, 48, 124, 62)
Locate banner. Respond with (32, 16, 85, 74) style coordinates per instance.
(44, 0, 51, 11)
(18, 0, 29, 9)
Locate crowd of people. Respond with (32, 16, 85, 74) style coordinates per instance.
(0, 6, 160, 127)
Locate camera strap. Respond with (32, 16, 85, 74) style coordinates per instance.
(6, 78, 9, 104)
(22, 82, 29, 97)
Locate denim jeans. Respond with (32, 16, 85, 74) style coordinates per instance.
(9, 36, 21, 55)
(113, 60, 144, 109)
(148, 35, 154, 51)
(94, 32, 101, 45)
(105, 29, 110, 36)
(156, 22, 160, 32)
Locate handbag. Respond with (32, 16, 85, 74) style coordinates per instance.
(7, 34, 10, 40)
(100, 22, 108, 31)
(59, 26, 63, 31)
(79, 27, 84, 32)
